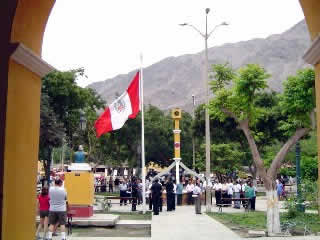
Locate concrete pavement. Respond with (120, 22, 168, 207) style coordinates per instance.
(152, 205, 241, 240)
(47, 197, 319, 240)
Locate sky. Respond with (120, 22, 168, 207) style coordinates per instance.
(42, 0, 305, 87)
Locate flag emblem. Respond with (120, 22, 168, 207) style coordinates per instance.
(114, 98, 126, 113)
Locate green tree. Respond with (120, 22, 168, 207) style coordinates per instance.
(209, 64, 315, 234)
(196, 142, 243, 181)
(39, 93, 65, 182)
(42, 69, 105, 150)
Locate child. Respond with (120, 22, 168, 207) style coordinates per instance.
(36, 187, 50, 239)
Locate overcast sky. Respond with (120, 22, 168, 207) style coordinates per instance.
(42, 0, 305, 87)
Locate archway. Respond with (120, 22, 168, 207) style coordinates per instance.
(0, 0, 320, 239)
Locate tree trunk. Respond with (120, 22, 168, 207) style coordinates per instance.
(221, 109, 310, 234)
(249, 163, 257, 187)
(44, 148, 52, 187)
(266, 187, 281, 235)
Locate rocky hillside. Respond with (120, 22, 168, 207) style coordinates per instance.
(88, 20, 310, 112)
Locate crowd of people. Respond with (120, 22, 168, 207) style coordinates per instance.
(213, 179, 257, 210)
(36, 170, 292, 239)
(147, 176, 204, 215)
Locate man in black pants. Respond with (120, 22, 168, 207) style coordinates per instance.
(166, 178, 174, 211)
(131, 177, 138, 211)
(151, 178, 162, 215)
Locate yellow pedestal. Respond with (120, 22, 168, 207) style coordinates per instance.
(64, 172, 94, 205)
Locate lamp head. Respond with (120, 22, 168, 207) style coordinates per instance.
(221, 21, 229, 26)
(205, 8, 210, 14)
(179, 23, 188, 26)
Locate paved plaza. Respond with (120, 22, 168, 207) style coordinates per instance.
(47, 198, 319, 240)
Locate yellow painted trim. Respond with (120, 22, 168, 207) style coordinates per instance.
(11, 0, 55, 55)
(300, 0, 320, 217)
(2, 1, 56, 238)
(300, 0, 320, 40)
(315, 64, 320, 216)
(2, 60, 41, 239)
(174, 120, 180, 130)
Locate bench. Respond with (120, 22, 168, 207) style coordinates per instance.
(217, 198, 250, 212)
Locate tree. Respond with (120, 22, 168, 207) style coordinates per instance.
(196, 142, 244, 181)
(209, 64, 315, 234)
(42, 69, 105, 150)
(39, 93, 65, 182)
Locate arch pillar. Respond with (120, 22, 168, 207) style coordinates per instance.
(300, 0, 320, 216)
(1, 1, 55, 239)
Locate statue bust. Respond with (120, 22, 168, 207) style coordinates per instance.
(74, 145, 87, 163)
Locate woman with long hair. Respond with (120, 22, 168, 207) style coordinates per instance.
(36, 187, 50, 239)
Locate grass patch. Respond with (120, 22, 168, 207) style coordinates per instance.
(95, 192, 119, 197)
(208, 211, 320, 235)
(281, 212, 320, 233)
(208, 211, 266, 231)
(256, 192, 266, 197)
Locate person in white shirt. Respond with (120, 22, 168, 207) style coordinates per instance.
(233, 181, 241, 209)
(47, 179, 67, 240)
(193, 182, 202, 214)
(119, 180, 128, 206)
(186, 180, 195, 205)
(227, 180, 234, 205)
(221, 181, 228, 204)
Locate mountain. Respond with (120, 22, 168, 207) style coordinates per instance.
(88, 20, 310, 112)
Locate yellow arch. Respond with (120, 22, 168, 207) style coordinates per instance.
(300, 0, 320, 215)
(2, 1, 55, 239)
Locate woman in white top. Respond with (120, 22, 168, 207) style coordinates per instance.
(186, 180, 195, 205)
(233, 181, 241, 209)
(221, 181, 228, 204)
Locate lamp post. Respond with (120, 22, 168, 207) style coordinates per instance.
(180, 8, 228, 212)
(79, 110, 87, 131)
(192, 95, 196, 170)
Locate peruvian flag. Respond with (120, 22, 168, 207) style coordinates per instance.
(94, 71, 140, 138)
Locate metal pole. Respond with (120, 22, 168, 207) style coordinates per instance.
(61, 138, 65, 172)
(204, 8, 212, 213)
(192, 95, 196, 170)
(140, 54, 146, 214)
(296, 141, 301, 199)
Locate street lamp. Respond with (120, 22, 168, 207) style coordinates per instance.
(79, 110, 87, 131)
(192, 95, 196, 170)
(180, 9, 228, 212)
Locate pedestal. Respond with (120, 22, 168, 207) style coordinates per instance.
(68, 205, 93, 218)
(64, 166, 94, 218)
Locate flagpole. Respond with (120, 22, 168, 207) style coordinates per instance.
(140, 54, 146, 214)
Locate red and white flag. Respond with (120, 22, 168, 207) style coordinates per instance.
(94, 71, 140, 138)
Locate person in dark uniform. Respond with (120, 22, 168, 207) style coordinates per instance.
(131, 177, 138, 211)
(151, 178, 162, 215)
(159, 180, 164, 212)
(109, 177, 114, 193)
(166, 178, 174, 211)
